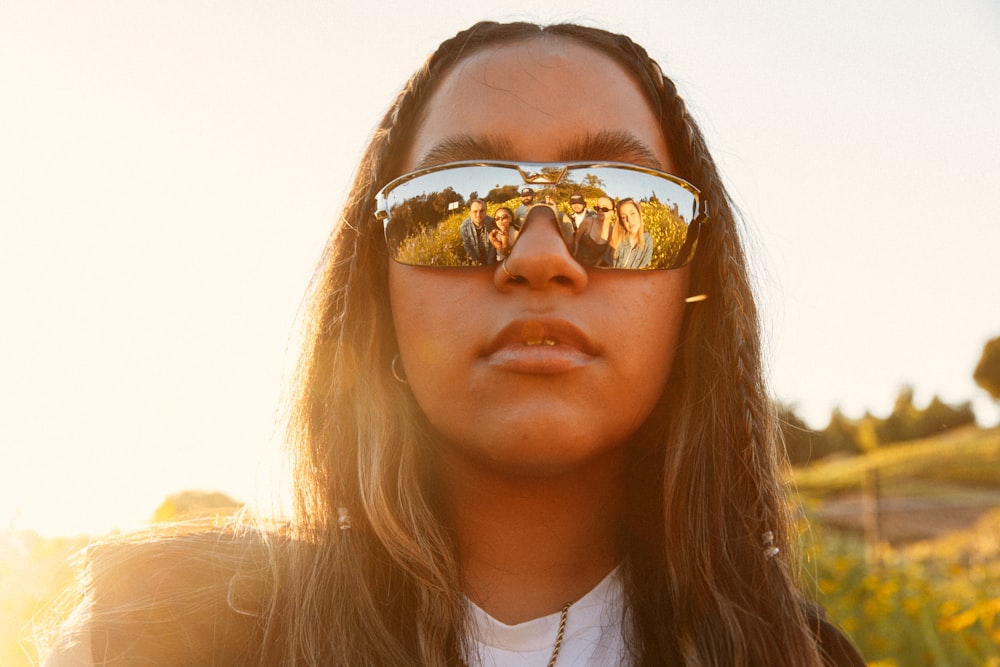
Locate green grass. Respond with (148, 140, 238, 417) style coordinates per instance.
(793, 426, 1000, 495)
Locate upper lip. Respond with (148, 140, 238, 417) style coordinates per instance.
(484, 318, 599, 356)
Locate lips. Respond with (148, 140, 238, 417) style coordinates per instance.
(483, 318, 599, 374)
(487, 318, 597, 353)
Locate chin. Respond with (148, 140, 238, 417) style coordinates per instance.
(439, 420, 631, 479)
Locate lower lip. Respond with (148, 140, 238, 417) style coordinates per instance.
(486, 344, 593, 374)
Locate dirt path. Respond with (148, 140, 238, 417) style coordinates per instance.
(814, 489, 1000, 543)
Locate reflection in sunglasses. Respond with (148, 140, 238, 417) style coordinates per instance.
(378, 162, 707, 270)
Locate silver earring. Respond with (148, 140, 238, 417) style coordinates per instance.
(684, 294, 708, 303)
(391, 354, 408, 384)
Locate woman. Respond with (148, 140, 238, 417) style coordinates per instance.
(488, 206, 517, 259)
(610, 198, 653, 269)
(40, 21, 863, 666)
(574, 195, 615, 267)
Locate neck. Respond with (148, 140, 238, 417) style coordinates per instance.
(437, 448, 625, 624)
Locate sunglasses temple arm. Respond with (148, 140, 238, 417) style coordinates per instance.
(670, 207, 708, 269)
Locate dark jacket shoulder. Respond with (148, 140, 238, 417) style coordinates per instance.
(806, 604, 866, 667)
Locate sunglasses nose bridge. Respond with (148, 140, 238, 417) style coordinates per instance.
(518, 204, 567, 242)
(497, 205, 588, 291)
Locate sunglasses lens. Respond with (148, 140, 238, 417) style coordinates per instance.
(378, 163, 704, 270)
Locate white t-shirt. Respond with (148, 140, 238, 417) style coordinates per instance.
(465, 568, 629, 666)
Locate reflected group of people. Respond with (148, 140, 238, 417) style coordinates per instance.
(461, 190, 654, 269)
(458, 200, 523, 265)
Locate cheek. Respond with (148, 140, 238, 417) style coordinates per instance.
(389, 265, 501, 451)
(388, 264, 502, 448)
(389, 267, 469, 383)
(607, 272, 688, 405)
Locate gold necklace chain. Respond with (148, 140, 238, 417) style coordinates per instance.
(464, 601, 571, 667)
(546, 601, 571, 667)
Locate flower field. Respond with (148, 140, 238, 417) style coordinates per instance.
(797, 426, 1000, 665)
(804, 507, 1000, 665)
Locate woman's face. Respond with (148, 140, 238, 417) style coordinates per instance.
(596, 196, 616, 223)
(620, 201, 642, 236)
(494, 209, 512, 233)
(390, 36, 689, 476)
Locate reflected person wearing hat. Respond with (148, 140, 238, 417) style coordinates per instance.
(559, 192, 597, 249)
(567, 193, 594, 230)
(513, 187, 534, 230)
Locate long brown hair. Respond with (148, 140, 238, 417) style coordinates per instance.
(40, 22, 825, 666)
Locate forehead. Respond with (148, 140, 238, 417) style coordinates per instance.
(402, 36, 674, 173)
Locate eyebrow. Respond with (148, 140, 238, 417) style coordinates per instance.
(558, 130, 663, 169)
(413, 130, 663, 170)
(414, 135, 517, 168)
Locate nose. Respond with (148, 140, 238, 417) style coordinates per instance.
(494, 205, 588, 292)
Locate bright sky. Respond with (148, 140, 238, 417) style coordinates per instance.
(2, 1, 998, 538)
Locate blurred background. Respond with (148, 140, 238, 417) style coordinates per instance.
(2, 1, 998, 664)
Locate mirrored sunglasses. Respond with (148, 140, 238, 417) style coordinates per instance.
(376, 161, 709, 270)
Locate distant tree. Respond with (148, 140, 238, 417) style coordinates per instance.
(822, 407, 863, 457)
(873, 384, 976, 444)
(875, 385, 919, 444)
(151, 490, 243, 523)
(484, 184, 520, 204)
(857, 412, 882, 452)
(794, 385, 977, 461)
(974, 336, 1000, 401)
(916, 396, 976, 435)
